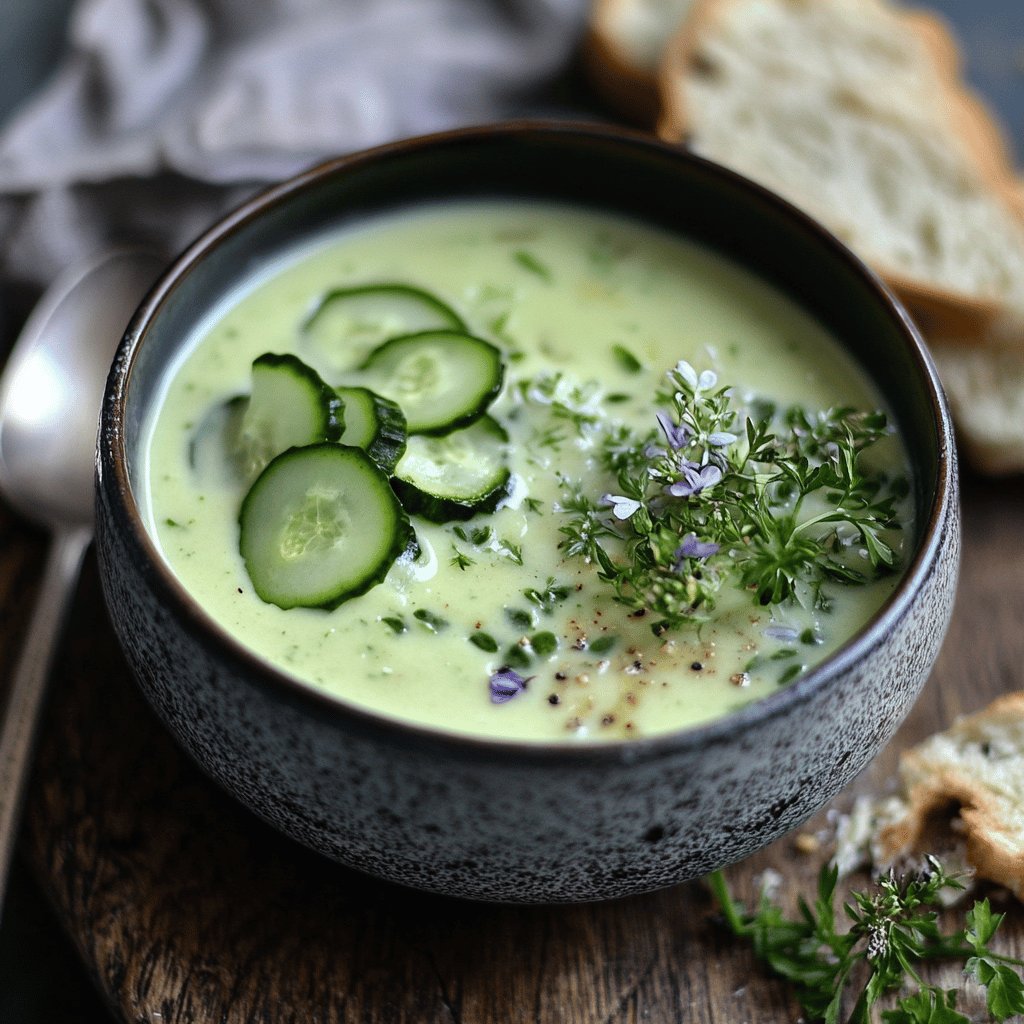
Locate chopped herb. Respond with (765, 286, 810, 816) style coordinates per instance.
(708, 858, 1024, 1024)
(801, 627, 824, 645)
(452, 525, 469, 541)
(381, 616, 407, 634)
(413, 608, 448, 633)
(524, 496, 544, 515)
(165, 517, 182, 528)
(506, 607, 535, 630)
(499, 539, 523, 565)
(589, 635, 617, 655)
(503, 645, 532, 670)
(523, 577, 572, 615)
(469, 631, 499, 652)
(531, 631, 558, 656)
(778, 663, 805, 685)
(612, 344, 643, 374)
(605, 392, 632, 404)
(769, 647, 798, 661)
(450, 546, 475, 571)
(471, 525, 494, 545)
(513, 249, 552, 282)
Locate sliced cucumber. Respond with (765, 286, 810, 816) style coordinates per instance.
(239, 353, 343, 478)
(302, 283, 466, 368)
(239, 443, 412, 610)
(335, 386, 407, 472)
(188, 394, 248, 486)
(360, 330, 504, 435)
(392, 415, 512, 522)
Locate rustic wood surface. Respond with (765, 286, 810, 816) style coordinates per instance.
(0, 467, 1019, 1023)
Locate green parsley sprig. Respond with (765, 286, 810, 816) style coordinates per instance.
(709, 858, 1024, 1023)
(557, 361, 906, 634)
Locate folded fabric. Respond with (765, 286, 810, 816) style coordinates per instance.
(0, 0, 588, 284)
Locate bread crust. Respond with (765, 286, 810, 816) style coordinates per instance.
(879, 693, 1024, 899)
(656, 0, 1024, 349)
(583, 0, 663, 126)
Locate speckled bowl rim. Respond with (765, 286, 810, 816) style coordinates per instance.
(101, 120, 956, 767)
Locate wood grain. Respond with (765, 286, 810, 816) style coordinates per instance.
(3, 470, 1022, 1023)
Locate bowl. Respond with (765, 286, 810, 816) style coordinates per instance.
(96, 122, 959, 903)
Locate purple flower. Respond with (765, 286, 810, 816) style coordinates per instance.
(708, 431, 738, 448)
(667, 461, 722, 497)
(675, 533, 720, 562)
(763, 625, 799, 642)
(656, 411, 690, 451)
(489, 668, 529, 704)
(601, 493, 642, 520)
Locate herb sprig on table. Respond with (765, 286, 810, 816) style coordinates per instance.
(709, 859, 1024, 1024)
(556, 361, 906, 635)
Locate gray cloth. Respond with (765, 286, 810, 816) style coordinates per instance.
(0, 0, 589, 285)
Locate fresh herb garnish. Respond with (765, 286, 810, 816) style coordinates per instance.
(709, 858, 1024, 1023)
(506, 607, 535, 630)
(589, 635, 617, 655)
(523, 577, 572, 615)
(413, 608, 448, 633)
(499, 539, 523, 566)
(503, 645, 532, 670)
(381, 615, 407, 634)
(558, 361, 904, 633)
(530, 631, 558, 656)
(450, 546, 475, 571)
(469, 631, 499, 652)
(612, 344, 643, 374)
(513, 249, 552, 282)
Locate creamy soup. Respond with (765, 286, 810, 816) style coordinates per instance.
(142, 201, 911, 742)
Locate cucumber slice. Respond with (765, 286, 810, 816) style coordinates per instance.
(335, 386, 407, 473)
(188, 394, 248, 486)
(302, 283, 466, 368)
(360, 330, 504, 435)
(239, 353, 343, 478)
(239, 443, 412, 610)
(392, 415, 512, 522)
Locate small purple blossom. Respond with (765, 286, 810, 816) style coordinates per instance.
(674, 360, 718, 393)
(675, 533, 720, 562)
(601, 493, 642, 520)
(763, 625, 799, 642)
(489, 668, 529, 704)
(708, 431, 738, 448)
(656, 411, 690, 451)
(667, 462, 722, 497)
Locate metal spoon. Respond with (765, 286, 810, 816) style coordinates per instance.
(0, 249, 164, 916)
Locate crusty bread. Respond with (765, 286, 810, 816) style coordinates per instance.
(657, 0, 1024, 351)
(584, 0, 694, 123)
(878, 693, 1024, 900)
(931, 341, 1024, 475)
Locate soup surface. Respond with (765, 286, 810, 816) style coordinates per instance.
(142, 201, 911, 742)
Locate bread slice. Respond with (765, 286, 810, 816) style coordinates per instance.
(584, 0, 695, 123)
(657, 0, 1024, 351)
(931, 340, 1024, 475)
(878, 693, 1024, 900)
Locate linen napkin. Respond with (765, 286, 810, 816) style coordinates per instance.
(0, 0, 590, 286)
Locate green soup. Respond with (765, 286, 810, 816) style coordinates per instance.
(142, 201, 911, 742)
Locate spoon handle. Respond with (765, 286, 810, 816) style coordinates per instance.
(0, 527, 91, 916)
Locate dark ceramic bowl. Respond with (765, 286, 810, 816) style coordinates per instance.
(96, 122, 959, 903)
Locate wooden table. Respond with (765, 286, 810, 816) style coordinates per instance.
(0, 466, 1018, 1023)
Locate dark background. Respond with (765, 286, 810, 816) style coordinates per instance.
(0, 1, 1021, 1021)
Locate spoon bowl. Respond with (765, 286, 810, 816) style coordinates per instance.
(0, 252, 163, 529)
(0, 248, 163, 918)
